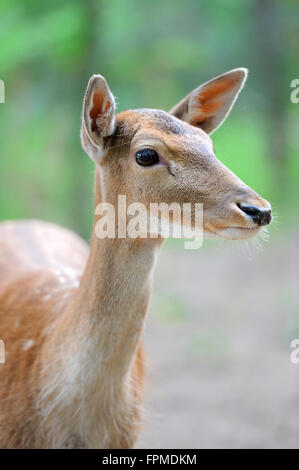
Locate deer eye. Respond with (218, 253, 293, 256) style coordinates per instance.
(135, 149, 159, 166)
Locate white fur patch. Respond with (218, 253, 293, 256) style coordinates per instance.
(22, 339, 35, 350)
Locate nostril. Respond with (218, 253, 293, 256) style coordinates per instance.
(238, 204, 260, 217)
(237, 203, 272, 226)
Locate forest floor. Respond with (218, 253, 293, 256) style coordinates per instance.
(137, 225, 299, 449)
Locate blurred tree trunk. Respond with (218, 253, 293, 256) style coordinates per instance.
(254, 0, 287, 184)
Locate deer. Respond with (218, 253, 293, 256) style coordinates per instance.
(0, 68, 272, 449)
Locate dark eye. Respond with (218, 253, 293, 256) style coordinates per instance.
(135, 148, 159, 166)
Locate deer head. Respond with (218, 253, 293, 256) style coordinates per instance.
(81, 68, 271, 240)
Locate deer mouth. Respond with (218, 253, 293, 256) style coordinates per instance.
(205, 225, 262, 240)
(218, 226, 262, 240)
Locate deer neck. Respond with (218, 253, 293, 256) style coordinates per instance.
(46, 170, 161, 398)
(74, 232, 159, 378)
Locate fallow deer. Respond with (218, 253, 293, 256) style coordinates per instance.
(0, 68, 271, 448)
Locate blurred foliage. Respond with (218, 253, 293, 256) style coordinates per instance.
(0, 0, 298, 240)
(188, 332, 229, 360)
(154, 294, 191, 323)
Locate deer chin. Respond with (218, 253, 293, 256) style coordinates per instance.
(204, 225, 261, 240)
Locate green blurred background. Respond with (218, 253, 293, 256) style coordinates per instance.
(0, 0, 298, 240)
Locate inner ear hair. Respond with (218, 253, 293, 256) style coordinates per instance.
(83, 74, 116, 145)
(169, 68, 248, 134)
(81, 74, 116, 162)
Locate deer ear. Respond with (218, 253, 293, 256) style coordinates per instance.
(81, 74, 116, 163)
(169, 68, 248, 134)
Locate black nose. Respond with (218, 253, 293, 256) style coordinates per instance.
(238, 204, 272, 226)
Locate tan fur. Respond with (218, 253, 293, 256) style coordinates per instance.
(0, 69, 271, 448)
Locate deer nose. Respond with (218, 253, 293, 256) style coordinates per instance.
(238, 204, 272, 226)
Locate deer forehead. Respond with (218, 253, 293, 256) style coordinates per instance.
(113, 109, 213, 158)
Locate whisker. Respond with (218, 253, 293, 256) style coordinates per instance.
(107, 140, 132, 150)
